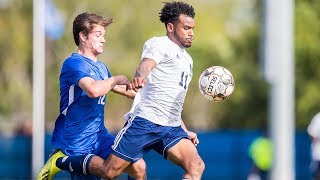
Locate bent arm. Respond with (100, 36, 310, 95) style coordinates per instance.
(181, 119, 200, 146)
(181, 119, 189, 132)
(135, 58, 157, 79)
(112, 85, 136, 99)
(131, 58, 157, 90)
(78, 75, 129, 98)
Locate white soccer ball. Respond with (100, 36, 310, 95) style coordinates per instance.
(199, 66, 235, 101)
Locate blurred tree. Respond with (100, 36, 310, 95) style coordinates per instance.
(0, 0, 33, 117)
(295, 0, 320, 129)
(0, 0, 318, 133)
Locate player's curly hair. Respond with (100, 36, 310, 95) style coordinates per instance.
(159, 1, 195, 26)
(73, 12, 113, 46)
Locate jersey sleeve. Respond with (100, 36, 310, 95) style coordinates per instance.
(62, 59, 92, 86)
(141, 38, 166, 64)
(105, 65, 112, 78)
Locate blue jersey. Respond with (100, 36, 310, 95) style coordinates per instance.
(52, 53, 112, 155)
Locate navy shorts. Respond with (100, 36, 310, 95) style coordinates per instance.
(112, 116, 189, 162)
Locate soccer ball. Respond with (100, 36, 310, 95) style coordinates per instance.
(199, 66, 235, 101)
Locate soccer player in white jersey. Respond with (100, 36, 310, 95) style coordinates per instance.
(37, 12, 146, 180)
(109, 1, 205, 179)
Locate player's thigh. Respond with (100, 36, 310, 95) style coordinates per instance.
(103, 153, 131, 172)
(166, 138, 202, 169)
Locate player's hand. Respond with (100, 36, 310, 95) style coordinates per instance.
(130, 77, 146, 92)
(125, 89, 137, 99)
(114, 75, 131, 90)
(187, 131, 199, 147)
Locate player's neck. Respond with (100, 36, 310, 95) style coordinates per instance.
(78, 49, 98, 62)
(166, 34, 184, 50)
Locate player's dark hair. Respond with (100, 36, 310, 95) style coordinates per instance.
(159, 1, 195, 26)
(73, 12, 113, 46)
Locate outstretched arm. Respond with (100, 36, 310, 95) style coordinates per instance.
(130, 58, 157, 91)
(112, 85, 136, 99)
(181, 120, 200, 147)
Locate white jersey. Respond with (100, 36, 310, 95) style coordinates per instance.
(308, 112, 320, 161)
(132, 36, 193, 127)
(124, 89, 143, 121)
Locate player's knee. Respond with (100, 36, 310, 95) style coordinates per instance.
(194, 158, 205, 175)
(198, 159, 205, 173)
(133, 159, 147, 179)
(103, 170, 122, 180)
(102, 164, 123, 180)
(187, 157, 205, 176)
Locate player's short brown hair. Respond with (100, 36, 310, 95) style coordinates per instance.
(73, 12, 113, 46)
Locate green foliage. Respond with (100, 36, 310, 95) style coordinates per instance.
(0, 0, 319, 132)
(0, 0, 33, 116)
(295, 0, 320, 128)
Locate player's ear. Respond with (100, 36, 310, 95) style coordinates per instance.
(167, 23, 174, 33)
(79, 31, 86, 43)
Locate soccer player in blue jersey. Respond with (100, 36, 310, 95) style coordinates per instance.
(37, 12, 146, 180)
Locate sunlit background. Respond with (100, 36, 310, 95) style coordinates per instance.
(0, 0, 319, 179)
